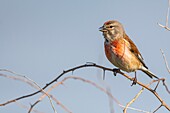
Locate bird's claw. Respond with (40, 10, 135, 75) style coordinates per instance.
(131, 77, 137, 86)
(113, 68, 120, 76)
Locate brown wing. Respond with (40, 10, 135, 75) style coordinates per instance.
(124, 33, 148, 69)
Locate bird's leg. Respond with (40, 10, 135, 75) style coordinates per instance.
(131, 71, 137, 86)
(113, 68, 120, 76)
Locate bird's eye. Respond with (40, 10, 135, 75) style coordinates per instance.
(109, 26, 114, 28)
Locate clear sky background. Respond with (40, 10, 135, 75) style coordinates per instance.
(0, 0, 170, 113)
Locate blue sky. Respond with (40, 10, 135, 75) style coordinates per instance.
(0, 0, 170, 113)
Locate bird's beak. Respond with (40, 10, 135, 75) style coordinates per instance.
(99, 26, 107, 32)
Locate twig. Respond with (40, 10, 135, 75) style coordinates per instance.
(0, 70, 71, 113)
(123, 79, 161, 113)
(153, 104, 162, 113)
(0, 70, 57, 113)
(60, 76, 151, 113)
(160, 49, 170, 73)
(42, 75, 153, 113)
(124, 87, 146, 113)
(166, 0, 170, 27)
(162, 79, 170, 94)
(117, 70, 170, 111)
(51, 95, 72, 113)
(0, 69, 39, 89)
(24, 77, 57, 113)
(158, 23, 170, 31)
(29, 75, 148, 113)
(158, 0, 170, 31)
(106, 87, 114, 113)
(29, 81, 72, 113)
(160, 49, 170, 94)
(15, 102, 45, 113)
(0, 63, 170, 112)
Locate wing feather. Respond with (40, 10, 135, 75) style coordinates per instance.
(124, 34, 148, 69)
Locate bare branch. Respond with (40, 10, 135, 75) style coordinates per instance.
(124, 87, 146, 113)
(157, 23, 170, 31)
(0, 69, 57, 113)
(16, 102, 45, 113)
(166, 0, 170, 27)
(158, 0, 170, 31)
(28, 75, 152, 113)
(24, 77, 57, 113)
(153, 104, 162, 113)
(117, 70, 170, 111)
(162, 79, 170, 94)
(123, 79, 163, 113)
(29, 81, 72, 113)
(160, 49, 170, 73)
(0, 63, 170, 112)
(61, 76, 151, 113)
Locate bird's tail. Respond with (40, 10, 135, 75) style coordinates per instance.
(141, 67, 159, 79)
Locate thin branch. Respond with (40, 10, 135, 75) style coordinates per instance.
(0, 63, 170, 112)
(0, 69, 57, 113)
(51, 95, 72, 113)
(0, 71, 39, 89)
(29, 81, 72, 113)
(0, 70, 71, 113)
(158, 0, 170, 31)
(166, 0, 170, 27)
(160, 49, 170, 73)
(25, 77, 57, 113)
(15, 102, 45, 113)
(123, 79, 162, 113)
(153, 104, 162, 113)
(124, 87, 146, 113)
(30, 75, 151, 113)
(106, 87, 114, 113)
(117, 69, 170, 111)
(162, 79, 170, 94)
(60, 76, 151, 113)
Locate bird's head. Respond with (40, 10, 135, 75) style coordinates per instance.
(99, 20, 125, 42)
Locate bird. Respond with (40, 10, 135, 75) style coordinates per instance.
(99, 20, 159, 83)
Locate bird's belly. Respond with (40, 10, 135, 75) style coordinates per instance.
(105, 44, 140, 72)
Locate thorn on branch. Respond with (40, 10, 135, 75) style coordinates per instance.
(86, 62, 96, 66)
(72, 70, 74, 75)
(46, 83, 50, 86)
(63, 70, 66, 73)
(103, 69, 106, 80)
